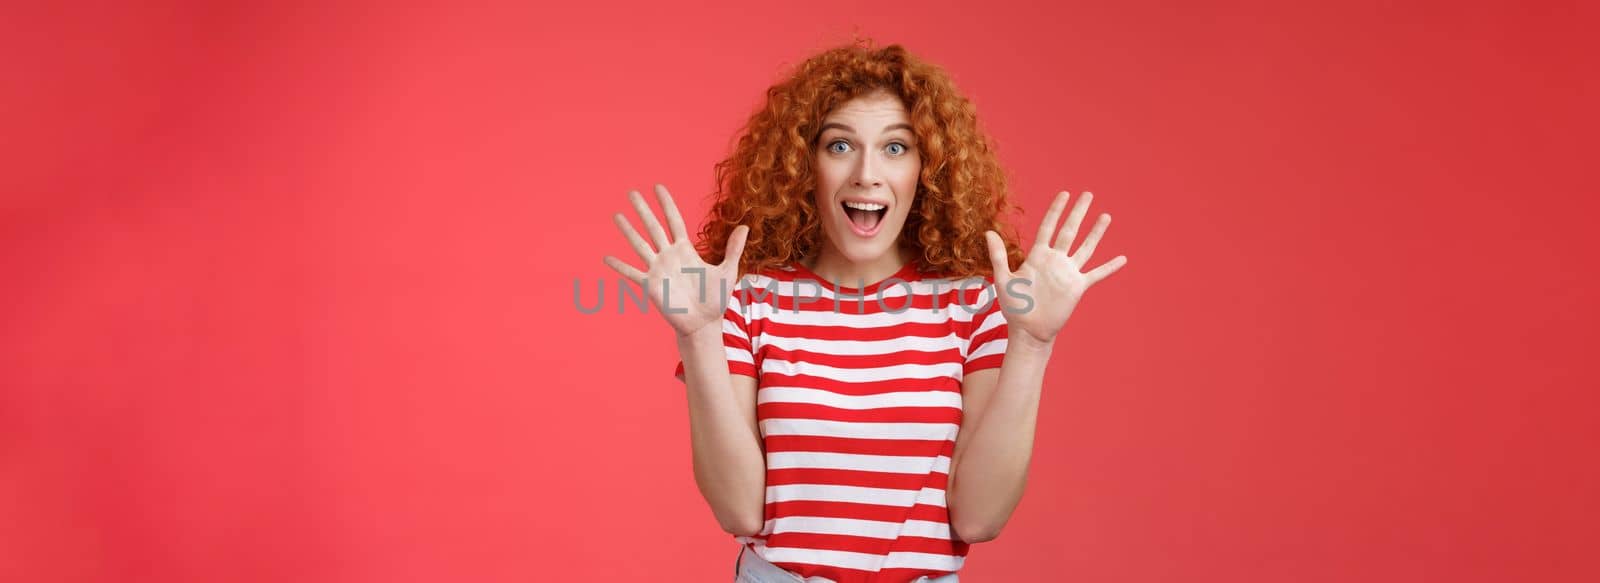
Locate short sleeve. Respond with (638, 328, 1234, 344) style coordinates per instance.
(964, 281, 1009, 375)
(673, 291, 759, 382)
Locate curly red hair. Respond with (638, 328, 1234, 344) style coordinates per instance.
(695, 38, 1026, 280)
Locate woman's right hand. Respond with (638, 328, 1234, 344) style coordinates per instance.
(604, 184, 749, 338)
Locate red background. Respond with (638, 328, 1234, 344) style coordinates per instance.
(3, 1, 1595, 581)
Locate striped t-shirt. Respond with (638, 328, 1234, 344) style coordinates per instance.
(673, 258, 1009, 582)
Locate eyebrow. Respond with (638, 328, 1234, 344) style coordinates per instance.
(819, 122, 915, 134)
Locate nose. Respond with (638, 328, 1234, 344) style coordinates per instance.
(852, 151, 883, 188)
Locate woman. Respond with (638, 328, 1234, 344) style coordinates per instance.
(603, 40, 1127, 583)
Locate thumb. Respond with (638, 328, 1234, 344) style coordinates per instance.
(722, 225, 750, 272)
(984, 230, 1010, 285)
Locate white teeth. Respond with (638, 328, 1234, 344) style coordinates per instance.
(843, 201, 886, 211)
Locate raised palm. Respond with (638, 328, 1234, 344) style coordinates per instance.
(604, 184, 749, 337)
(984, 191, 1128, 346)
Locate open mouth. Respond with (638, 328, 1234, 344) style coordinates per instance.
(842, 201, 888, 236)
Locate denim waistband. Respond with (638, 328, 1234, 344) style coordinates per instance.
(734, 545, 959, 582)
(735, 544, 804, 582)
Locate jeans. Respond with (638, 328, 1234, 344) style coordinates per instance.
(734, 545, 959, 583)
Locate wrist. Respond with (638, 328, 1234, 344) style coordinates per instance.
(676, 322, 722, 346)
(1008, 329, 1056, 354)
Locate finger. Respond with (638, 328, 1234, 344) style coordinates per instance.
(613, 213, 655, 263)
(1084, 255, 1128, 286)
(655, 183, 690, 242)
(1054, 191, 1093, 252)
(629, 189, 671, 249)
(603, 255, 647, 284)
(984, 230, 1011, 286)
(1034, 191, 1071, 249)
(1070, 213, 1111, 267)
(722, 225, 749, 271)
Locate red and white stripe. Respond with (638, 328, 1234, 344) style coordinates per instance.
(675, 260, 1008, 583)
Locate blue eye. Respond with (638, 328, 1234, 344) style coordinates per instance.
(828, 140, 850, 154)
(887, 142, 907, 156)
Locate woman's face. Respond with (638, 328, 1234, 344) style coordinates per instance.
(812, 90, 921, 266)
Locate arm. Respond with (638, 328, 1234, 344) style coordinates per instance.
(946, 333, 1053, 543)
(949, 190, 1130, 543)
(602, 183, 764, 536)
(678, 326, 766, 536)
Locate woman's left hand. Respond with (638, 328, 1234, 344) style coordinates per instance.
(984, 191, 1128, 347)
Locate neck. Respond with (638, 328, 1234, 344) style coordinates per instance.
(803, 244, 912, 289)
